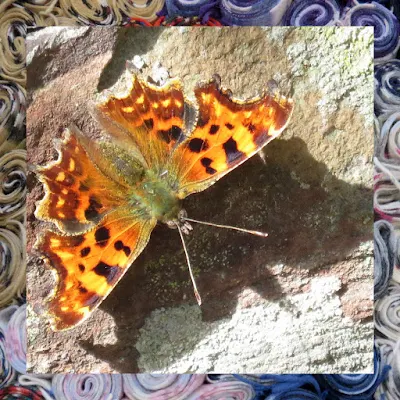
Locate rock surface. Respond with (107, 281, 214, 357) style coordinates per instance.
(26, 26, 374, 373)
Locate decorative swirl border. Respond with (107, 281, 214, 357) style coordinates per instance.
(0, 1, 399, 399)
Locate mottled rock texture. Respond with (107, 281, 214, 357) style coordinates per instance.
(26, 27, 374, 374)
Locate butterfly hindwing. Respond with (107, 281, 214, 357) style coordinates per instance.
(37, 209, 156, 331)
(167, 76, 294, 198)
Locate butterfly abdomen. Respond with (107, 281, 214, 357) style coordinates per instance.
(129, 171, 181, 223)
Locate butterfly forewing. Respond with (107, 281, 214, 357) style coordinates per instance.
(35, 127, 128, 234)
(167, 76, 294, 198)
(95, 75, 187, 173)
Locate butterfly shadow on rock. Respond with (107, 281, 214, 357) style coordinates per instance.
(78, 136, 372, 373)
(97, 27, 164, 92)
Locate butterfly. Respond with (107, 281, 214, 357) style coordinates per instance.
(34, 72, 294, 331)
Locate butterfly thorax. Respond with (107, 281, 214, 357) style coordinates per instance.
(129, 170, 181, 224)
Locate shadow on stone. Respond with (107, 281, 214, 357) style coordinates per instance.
(79, 136, 372, 372)
(97, 28, 164, 91)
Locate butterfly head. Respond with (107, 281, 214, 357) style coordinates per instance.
(166, 209, 193, 235)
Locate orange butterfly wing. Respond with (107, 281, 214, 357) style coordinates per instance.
(95, 75, 186, 172)
(37, 209, 156, 331)
(35, 127, 128, 233)
(35, 128, 157, 330)
(166, 76, 294, 198)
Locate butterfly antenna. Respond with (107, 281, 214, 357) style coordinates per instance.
(182, 217, 269, 237)
(176, 223, 202, 305)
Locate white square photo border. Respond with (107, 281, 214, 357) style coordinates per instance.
(26, 26, 374, 374)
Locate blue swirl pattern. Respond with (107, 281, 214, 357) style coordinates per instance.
(315, 347, 388, 399)
(165, 0, 213, 18)
(219, 0, 291, 25)
(341, 2, 400, 59)
(375, 61, 400, 115)
(375, 338, 400, 399)
(265, 388, 326, 400)
(281, 0, 341, 26)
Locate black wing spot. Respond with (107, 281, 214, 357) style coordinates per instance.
(78, 264, 85, 272)
(225, 123, 234, 130)
(247, 123, 256, 133)
(93, 261, 120, 284)
(209, 125, 219, 135)
(188, 138, 209, 153)
(144, 118, 154, 130)
(170, 125, 183, 141)
(78, 284, 88, 294)
(158, 125, 182, 144)
(114, 240, 123, 251)
(80, 247, 91, 257)
(201, 157, 217, 175)
(79, 183, 89, 192)
(95, 227, 110, 247)
(123, 246, 131, 257)
(201, 157, 212, 167)
(85, 196, 102, 220)
(114, 240, 131, 257)
(223, 137, 245, 165)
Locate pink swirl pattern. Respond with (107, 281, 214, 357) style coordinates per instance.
(374, 112, 400, 231)
(185, 381, 255, 400)
(375, 285, 400, 341)
(5, 303, 25, 374)
(0, 305, 17, 388)
(52, 374, 123, 400)
(122, 374, 206, 400)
